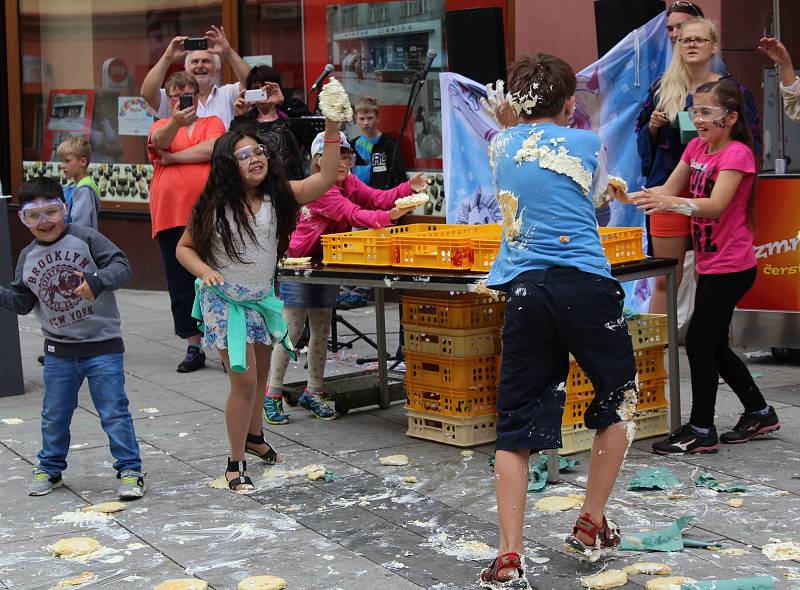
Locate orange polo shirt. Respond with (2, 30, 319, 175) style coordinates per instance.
(147, 115, 225, 238)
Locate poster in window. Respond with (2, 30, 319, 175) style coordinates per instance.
(322, 0, 445, 168)
(41, 89, 95, 161)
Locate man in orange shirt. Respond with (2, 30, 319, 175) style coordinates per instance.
(148, 71, 225, 372)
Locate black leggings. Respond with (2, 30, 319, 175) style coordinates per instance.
(156, 226, 201, 339)
(686, 266, 767, 428)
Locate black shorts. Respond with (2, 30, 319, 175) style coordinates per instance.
(496, 268, 638, 452)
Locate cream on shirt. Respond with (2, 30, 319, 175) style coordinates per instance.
(157, 82, 240, 129)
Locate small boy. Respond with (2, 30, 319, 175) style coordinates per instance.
(480, 54, 635, 588)
(0, 177, 145, 499)
(350, 96, 407, 190)
(57, 136, 101, 229)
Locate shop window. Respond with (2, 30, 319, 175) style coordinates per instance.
(405, 0, 429, 17)
(18, 1, 222, 209)
(240, 1, 304, 98)
(369, 5, 388, 23)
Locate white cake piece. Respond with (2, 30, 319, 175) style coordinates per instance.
(318, 77, 353, 122)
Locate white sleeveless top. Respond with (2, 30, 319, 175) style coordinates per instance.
(212, 196, 278, 302)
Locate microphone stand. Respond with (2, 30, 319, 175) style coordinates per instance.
(307, 86, 322, 115)
(391, 70, 427, 166)
(364, 69, 429, 372)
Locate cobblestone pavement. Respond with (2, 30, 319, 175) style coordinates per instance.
(1, 290, 799, 589)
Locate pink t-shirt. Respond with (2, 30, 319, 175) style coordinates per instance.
(680, 138, 757, 274)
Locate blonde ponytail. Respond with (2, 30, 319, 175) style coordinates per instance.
(656, 17, 718, 120)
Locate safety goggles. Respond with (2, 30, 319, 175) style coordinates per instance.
(234, 144, 269, 162)
(670, 1, 702, 16)
(687, 105, 729, 122)
(18, 199, 66, 227)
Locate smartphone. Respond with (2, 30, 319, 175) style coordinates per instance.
(179, 94, 194, 110)
(244, 89, 267, 103)
(183, 37, 208, 51)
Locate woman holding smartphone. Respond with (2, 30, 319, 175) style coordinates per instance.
(230, 66, 306, 181)
(147, 71, 226, 373)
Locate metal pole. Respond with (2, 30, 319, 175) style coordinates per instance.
(773, 0, 787, 174)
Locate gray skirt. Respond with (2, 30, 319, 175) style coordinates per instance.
(279, 281, 338, 308)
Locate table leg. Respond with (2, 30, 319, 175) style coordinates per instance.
(546, 449, 560, 483)
(665, 266, 681, 432)
(375, 288, 389, 408)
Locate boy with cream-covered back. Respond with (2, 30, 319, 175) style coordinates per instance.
(479, 53, 633, 588)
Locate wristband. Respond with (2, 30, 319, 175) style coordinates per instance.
(323, 138, 341, 144)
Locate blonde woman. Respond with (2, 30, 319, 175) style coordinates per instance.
(635, 17, 761, 313)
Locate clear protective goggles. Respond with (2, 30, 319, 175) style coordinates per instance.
(687, 105, 729, 122)
(234, 144, 269, 162)
(18, 199, 66, 227)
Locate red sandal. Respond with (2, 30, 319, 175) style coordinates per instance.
(479, 551, 531, 590)
(565, 512, 621, 562)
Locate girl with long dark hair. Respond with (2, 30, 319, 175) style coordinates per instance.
(629, 79, 780, 455)
(176, 120, 341, 492)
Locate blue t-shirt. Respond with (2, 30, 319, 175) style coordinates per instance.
(487, 122, 611, 289)
(353, 135, 380, 184)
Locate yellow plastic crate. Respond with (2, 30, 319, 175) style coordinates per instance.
(401, 292, 506, 330)
(321, 223, 445, 267)
(598, 226, 646, 265)
(561, 377, 668, 427)
(560, 407, 670, 455)
(471, 237, 502, 271)
(406, 409, 496, 447)
(403, 325, 501, 358)
(628, 314, 669, 350)
(568, 345, 667, 396)
(395, 224, 502, 271)
(405, 352, 500, 389)
(464, 227, 644, 270)
(405, 380, 497, 418)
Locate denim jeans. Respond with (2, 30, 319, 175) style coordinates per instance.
(39, 352, 142, 477)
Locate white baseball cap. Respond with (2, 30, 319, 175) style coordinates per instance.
(310, 131, 352, 158)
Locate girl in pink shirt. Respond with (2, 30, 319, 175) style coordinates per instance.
(629, 78, 780, 455)
(266, 131, 427, 422)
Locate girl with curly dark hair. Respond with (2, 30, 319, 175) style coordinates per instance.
(176, 119, 341, 493)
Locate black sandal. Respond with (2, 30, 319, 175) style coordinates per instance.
(225, 457, 255, 493)
(244, 431, 279, 465)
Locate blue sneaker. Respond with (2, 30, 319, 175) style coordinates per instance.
(263, 396, 290, 425)
(298, 391, 337, 420)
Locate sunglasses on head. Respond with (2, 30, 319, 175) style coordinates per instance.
(670, 1, 702, 16)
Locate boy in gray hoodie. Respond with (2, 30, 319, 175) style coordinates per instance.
(0, 177, 145, 498)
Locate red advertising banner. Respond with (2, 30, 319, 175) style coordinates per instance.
(737, 176, 800, 312)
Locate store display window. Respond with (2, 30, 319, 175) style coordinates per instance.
(18, 1, 222, 210)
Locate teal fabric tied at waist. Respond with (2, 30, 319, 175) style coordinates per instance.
(191, 278, 296, 373)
